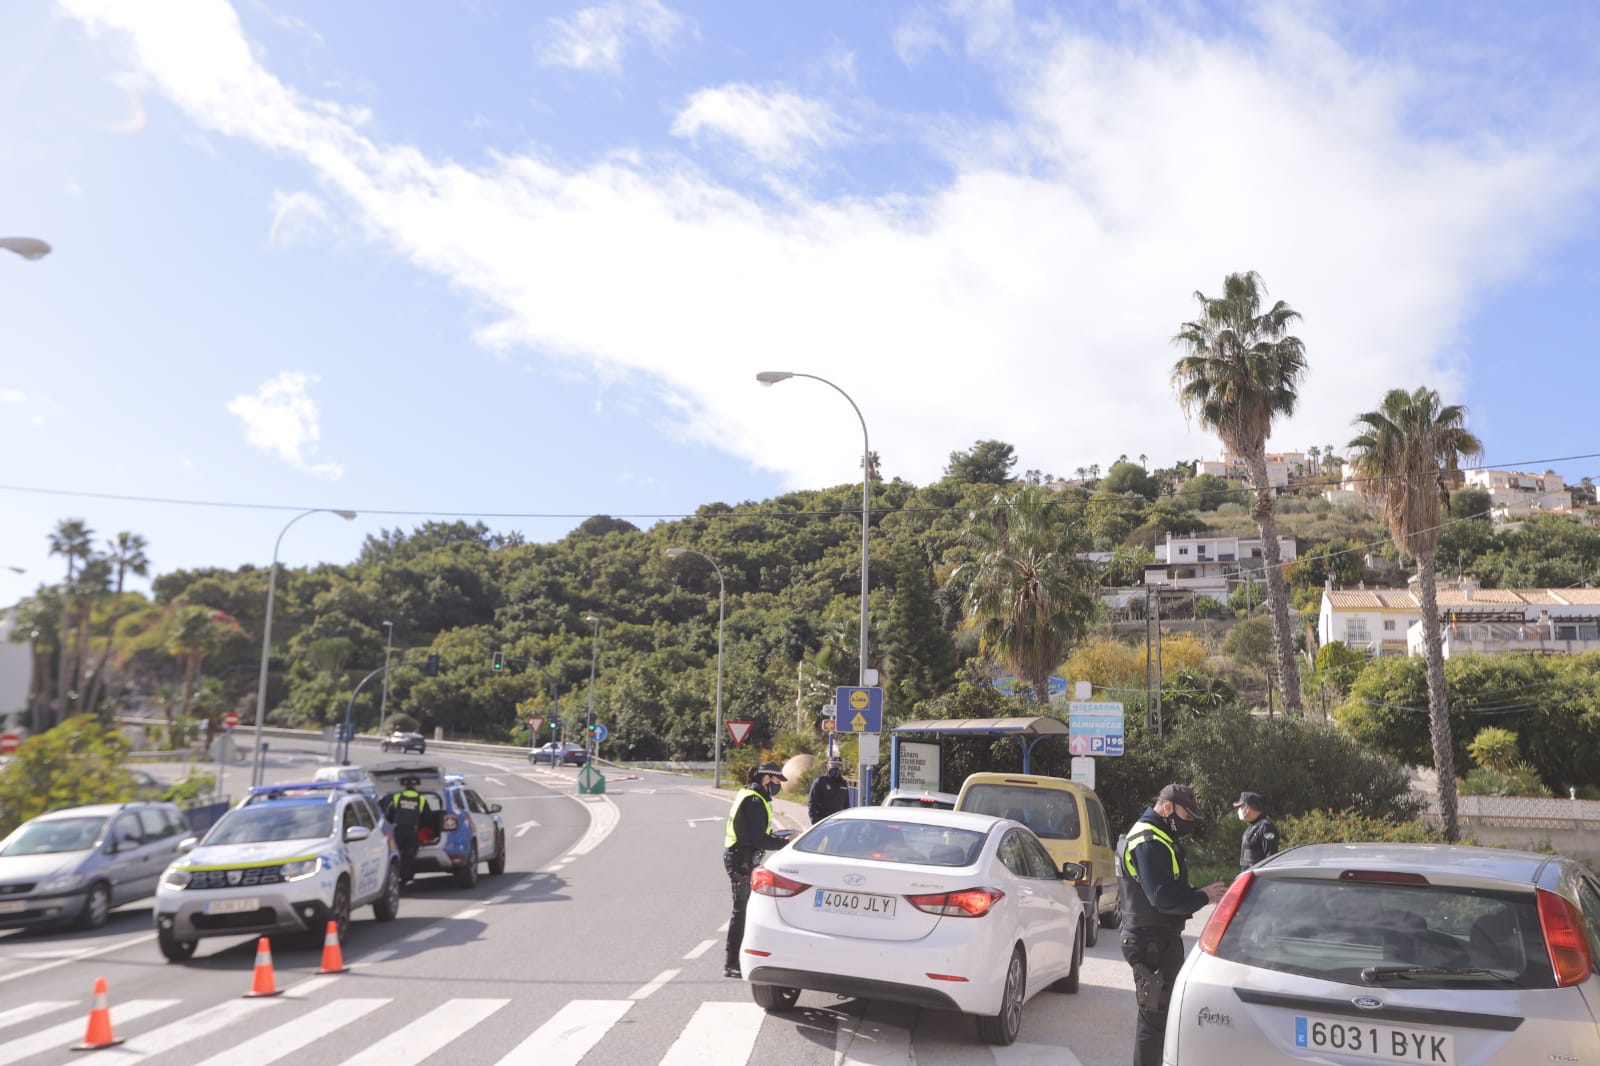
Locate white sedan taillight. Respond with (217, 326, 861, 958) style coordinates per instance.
(751, 867, 810, 897)
(906, 888, 1004, 917)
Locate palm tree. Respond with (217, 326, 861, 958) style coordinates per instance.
(47, 518, 94, 726)
(68, 555, 112, 702)
(1172, 270, 1308, 713)
(1347, 386, 1482, 842)
(957, 487, 1098, 706)
(166, 606, 245, 740)
(83, 532, 151, 719)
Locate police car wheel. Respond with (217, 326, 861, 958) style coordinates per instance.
(487, 833, 506, 876)
(158, 926, 197, 962)
(373, 862, 401, 921)
(330, 879, 351, 943)
(453, 843, 479, 888)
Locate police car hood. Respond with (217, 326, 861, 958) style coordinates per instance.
(182, 839, 326, 867)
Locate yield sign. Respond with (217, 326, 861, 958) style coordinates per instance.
(726, 720, 755, 747)
(527, 716, 544, 734)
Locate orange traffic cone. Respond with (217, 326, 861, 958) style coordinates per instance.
(70, 976, 124, 1051)
(244, 937, 283, 998)
(318, 921, 348, 974)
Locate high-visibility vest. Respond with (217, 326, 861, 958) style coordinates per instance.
(725, 787, 775, 849)
(1117, 818, 1188, 932)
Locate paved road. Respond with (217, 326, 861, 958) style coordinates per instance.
(0, 743, 1178, 1065)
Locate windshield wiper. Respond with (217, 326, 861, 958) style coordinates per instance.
(1361, 965, 1519, 983)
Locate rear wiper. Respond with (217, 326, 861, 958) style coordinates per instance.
(1361, 965, 1519, 983)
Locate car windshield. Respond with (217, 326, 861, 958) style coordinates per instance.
(960, 784, 1082, 840)
(205, 804, 333, 845)
(1215, 876, 1555, 989)
(795, 818, 985, 866)
(0, 816, 106, 855)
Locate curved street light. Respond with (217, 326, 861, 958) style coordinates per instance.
(0, 238, 51, 261)
(667, 547, 726, 788)
(756, 371, 871, 689)
(584, 615, 600, 759)
(251, 508, 357, 786)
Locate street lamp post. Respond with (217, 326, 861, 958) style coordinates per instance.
(251, 508, 357, 786)
(584, 615, 600, 758)
(378, 621, 394, 727)
(667, 548, 726, 789)
(756, 371, 871, 689)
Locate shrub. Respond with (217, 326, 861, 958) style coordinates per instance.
(382, 713, 419, 733)
(1280, 808, 1457, 845)
(1191, 595, 1229, 620)
(1462, 764, 1551, 797)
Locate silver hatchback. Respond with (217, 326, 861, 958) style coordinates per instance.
(1168, 842, 1600, 1065)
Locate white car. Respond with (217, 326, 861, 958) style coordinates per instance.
(882, 788, 960, 811)
(154, 782, 399, 961)
(739, 806, 1085, 1046)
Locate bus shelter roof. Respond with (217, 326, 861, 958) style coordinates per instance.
(891, 716, 1070, 736)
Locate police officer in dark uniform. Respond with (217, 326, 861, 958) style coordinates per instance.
(1117, 783, 1227, 1066)
(808, 757, 851, 824)
(1236, 790, 1280, 870)
(388, 776, 430, 884)
(723, 761, 794, 978)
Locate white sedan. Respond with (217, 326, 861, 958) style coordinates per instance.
(739, 806, 1085, 1046)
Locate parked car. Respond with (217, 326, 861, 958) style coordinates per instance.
(1169, 842, 1600, 1065)
(369, 761, 506, 886)
(127, 769, 168, 800)
(739, 806, 1085, 1046)
(0, 801, 191, 931)
(955, 772, 1120, 946)
(883, 789, 960, 811)
(154, 782, 399, 961)
(530, 741, 588, 766)
(381, 731, 426, 754)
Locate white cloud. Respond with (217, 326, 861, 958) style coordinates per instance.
(267, 189, 330, 246)
(671, 85, 841, 165)
(225, 371, 343, 478)
(59, 1, 1597, 490)
(538, 0, 687, 74)
(0, 389, 25, 404)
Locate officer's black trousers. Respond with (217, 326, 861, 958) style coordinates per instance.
(723, 850, 754, 970)
(1121, 930, 1185, 1066)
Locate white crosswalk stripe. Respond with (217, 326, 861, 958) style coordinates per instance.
(658, 1001, 767, 1066)
(0, 998, 179, 1066)
(110, 997, 282, 1062)
(494, 999, 634, 1066)
(340, 999, 510, 1066)
(189, 998, 389, 1066)
(0, 1001, 72, 1034)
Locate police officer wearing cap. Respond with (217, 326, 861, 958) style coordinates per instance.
(723, 761, 795, 978)
(1117, 783, 1227, 1066)
(1236, 790, 1280, 870)
(387, 776, 430, 885)
(808, 756, 851, 825)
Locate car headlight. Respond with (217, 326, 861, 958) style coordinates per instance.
(40, 871, 87, 893)
(161, 867, 192, 889)
(281, 856, 325, 882)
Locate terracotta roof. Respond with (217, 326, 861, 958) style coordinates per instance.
(1325, 587, 1600, 611)
(1324, 590, 1418, 609)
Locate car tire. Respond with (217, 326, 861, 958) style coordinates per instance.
(329, 878, 352, 944)
(976, 946, 1026, 1046)
(1083, 891, 1100, 948)
(751, 983, 800, 1012)
(157, 926, 197, 963)
(381, 742, 392, 753)
(373, 862, 401, 921)
(78, 882, 112, 930)
(416, 743, 426, 754)
(1100, 898, 1122, 929)
(1051, 917, 1083, 993)
(454, 843, 479, 888)
(487, 832, 506, 876)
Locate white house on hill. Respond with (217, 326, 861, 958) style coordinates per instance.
(1319, 580, 1600, 658)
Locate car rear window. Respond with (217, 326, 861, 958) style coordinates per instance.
(1214, 877, 1556, 989)
(960, 784, 1082, 840)
(795, 819, 986, 867)
(886, 795, 955, 810)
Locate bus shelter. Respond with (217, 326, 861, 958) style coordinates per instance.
(888, 716, 1072, 793)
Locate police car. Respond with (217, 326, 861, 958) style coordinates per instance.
(371, 762, 507, 888)
(153, 782, 400, 962)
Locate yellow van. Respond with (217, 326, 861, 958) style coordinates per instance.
(954, 772, 1120, 945)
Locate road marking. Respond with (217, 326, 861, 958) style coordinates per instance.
(682, 939, 717, 960)
(686, 817, 722, 827)
(835, 1000, 914, 1066)
(565, 795, 619, 857)
(717, 920, 729, 933)
(629, 968, 679, 1000)
(111, 996, 281, 1061)
(285, 975, 340, 998)
(404, 926, 446, 942)
(454, 906, 486, 921)
(659, 1001, 766, 1066)
(340, 999, 509, 1066)
(0, 999, 178, 1066)
(515, 818, 540, 837)
(488, 894, 511, 904)
(494, 999, 633, 1066)
(356, 949, 397, 966)
(190, 998, 388, 1066)
(0, 1000, 72, 1033)
(992, 1042, 1086, 1065)
(0, 930, 156, 985)
(484, 776, 507, 786)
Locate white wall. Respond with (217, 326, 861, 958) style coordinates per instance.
(0, 612, 34, 728)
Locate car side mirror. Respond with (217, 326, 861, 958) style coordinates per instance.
(103, 839, 120, 855)
(489, 803, 502, 814)
(344, 825, 372, 842)
(1060, 861, 1087, 883)
(177, 836, 198, 854)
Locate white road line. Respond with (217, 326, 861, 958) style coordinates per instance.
(357, 949, 397, 966)
(340, 999, 509, 1066)
(284, 975, 340, 998)
(564, 795, 619, 857)
(991, 1042, 1086, 1066)
(0, 931, 156, 985)
(494, 1000, 633, 1066)
(0, 1000, 72, 1033)
(686, 817, 722, 827)
(835, 1000, 914, 1066)
(717, 920, 729, 933)
(112, 997, 281, 1061)
(0, 998, 178, 1066)
(484, 776, 507, 786)
(454, 906, 486, 921)
(404, 926, 446, 942)
(629, 968, 679, 1000)
(682, 939, 717, 960)
(488, 895, 511, 904)
(190, 998, 389, 1066)
(659, 1001, 767, 1066)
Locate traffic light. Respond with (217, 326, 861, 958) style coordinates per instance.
(492, 650, 504, 670)
(586, 723, 597, 737)
(424, 654, 439, 677)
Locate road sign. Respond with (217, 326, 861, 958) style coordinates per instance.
(1068, 700, 1124, 757)
(835, 687, 883, 733)
(1071, 756, 1096, 789)
(577, 763, 606, 795)
(591, 722, 608, 744)
(726, 720, 754, 747)
(821, 718, 835, 733)
(527, 716, 544, 735)
(0, 733, 19, 754)
(222, 711, 240, 729)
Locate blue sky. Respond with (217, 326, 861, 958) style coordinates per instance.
(3, 0, 1598, 603)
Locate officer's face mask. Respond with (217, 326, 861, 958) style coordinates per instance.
(764, 778, 782, 799)
(828, 766, 842, 778)
(1237, 807, 1248, 822)
(1167, 805, 1198, 837)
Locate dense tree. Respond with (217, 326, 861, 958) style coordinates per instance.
(1347, 385, 1482, 841)
(944, 440, 1017, 484)
(83, 531, 151, 720)
(0, 716, 136, 835)
(1172, 270, 1308, 713)
(1099, 460, 1162, 500)
(1173, 472, 1243, 511)
(885, 538, 957, 713)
